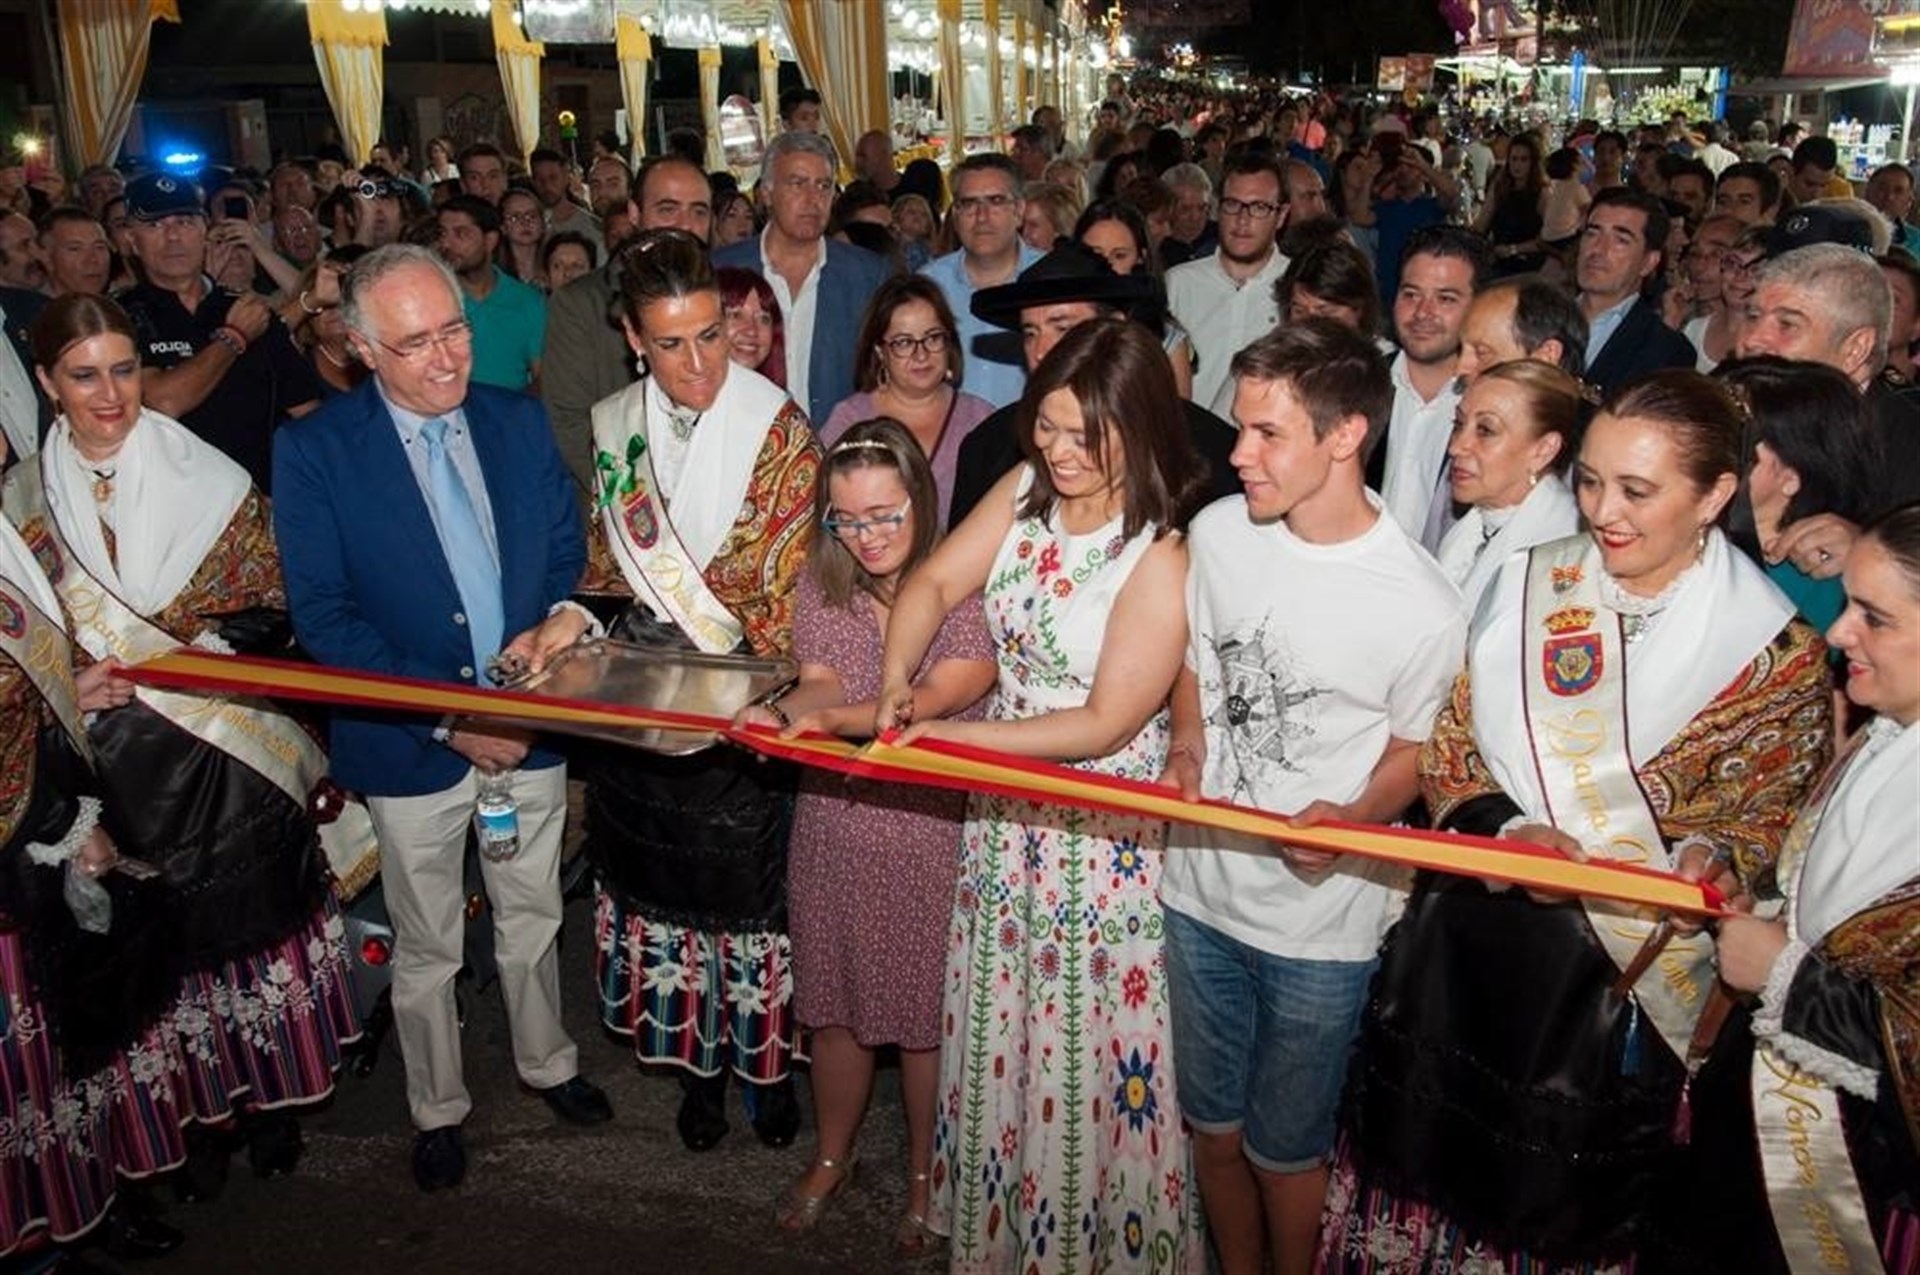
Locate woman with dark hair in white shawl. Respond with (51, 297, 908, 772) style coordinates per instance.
(1698, 502, 1920, 1273)
(6, 293, 359, 1198)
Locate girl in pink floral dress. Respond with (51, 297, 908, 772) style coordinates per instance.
(740, 418, 996, 1255)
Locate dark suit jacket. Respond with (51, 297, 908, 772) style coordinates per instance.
(272, 379, 585, 797)
(710, 236, 891, 428)
(0, 287, 51, 458)
(1583, 296, 1696, 399)
(949, 395, 1243, 528)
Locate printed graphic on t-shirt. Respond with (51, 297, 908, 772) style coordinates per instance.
(1204, 615, 1330, 800)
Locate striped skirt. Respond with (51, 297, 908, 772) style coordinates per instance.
(0, 932, 189, 1257)
(164, 892, 360, 1123)
(592, 889, 797, 1083)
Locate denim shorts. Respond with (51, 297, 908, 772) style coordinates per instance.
(1163, 907, 1377, 1173)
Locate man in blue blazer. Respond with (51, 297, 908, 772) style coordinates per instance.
(711, 130, 890, 427)
(1575, 189, 1698, 398)
(273, 245, 610, 1193)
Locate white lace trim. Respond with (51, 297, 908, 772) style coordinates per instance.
(25, 795, 101, 867)
(1755, 936, 1883, 1100)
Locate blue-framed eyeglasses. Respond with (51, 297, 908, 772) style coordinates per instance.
(822, 497, 912, 540)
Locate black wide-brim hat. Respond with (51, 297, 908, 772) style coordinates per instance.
(972, 240, 1159, 330)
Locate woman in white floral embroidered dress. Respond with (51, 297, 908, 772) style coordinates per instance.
(877, 321, 1209, 1274)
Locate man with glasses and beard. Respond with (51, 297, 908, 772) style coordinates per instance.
(1167, 153, 1292, 410)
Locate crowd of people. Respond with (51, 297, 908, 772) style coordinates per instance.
(0, 69, 1915, 1275)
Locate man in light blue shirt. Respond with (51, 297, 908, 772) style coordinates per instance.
(919, 153, 1041, 409)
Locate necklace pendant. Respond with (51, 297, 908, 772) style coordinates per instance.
(90, 471, 114, 504)
(1622, 613, 1647, 644)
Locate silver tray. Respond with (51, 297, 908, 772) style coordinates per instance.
(483, 638, 796, 755)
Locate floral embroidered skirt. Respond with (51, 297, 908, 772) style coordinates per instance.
(593, 890, 797, 1084)
(164, 894, 360, 1123)
(930, 793, 1202, 1275)
(0, 930, 189, 1256)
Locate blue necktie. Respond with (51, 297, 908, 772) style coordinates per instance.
(420, 417, 504, 684)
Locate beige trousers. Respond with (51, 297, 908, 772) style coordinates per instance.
(367, 764, 578, 1131)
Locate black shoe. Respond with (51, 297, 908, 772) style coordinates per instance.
(100, 1204, 185, 1261)
(242, 1110, 304, 1178)
(531, 1076, 613, 1127)
(745, 1076, 800, 1149)
(675, 1073, 729, 1152)
(169, 1124, 239, 1204)
(411, 1126, 466, 1192)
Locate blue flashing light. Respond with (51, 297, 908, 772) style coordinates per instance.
(160, 149, 203, 169)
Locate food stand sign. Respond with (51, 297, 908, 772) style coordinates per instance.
(1784, 0, 1887, 76)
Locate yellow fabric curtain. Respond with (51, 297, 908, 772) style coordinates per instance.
(306, 2, 387, 168)
(491, 0, 545, 162)
(697, 46, 724, 173)
(1012, 14, 1027, 127)
(1032, 22, 1048, 119)
(55, 0, 180, 169)
(757, 37, 781, 151)
(778, 0, 889, 177)
(936, 0, 964, 167)
(983, 0, 1003, 143)
(616, 14, 651, 162)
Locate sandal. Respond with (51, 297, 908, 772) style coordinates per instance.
(774, 1153, 857, 1234)
(895, 1171, 942, 1258)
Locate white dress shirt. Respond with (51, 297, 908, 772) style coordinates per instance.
(759, 228, 824, 426)
(1378, 350, 1463, 538)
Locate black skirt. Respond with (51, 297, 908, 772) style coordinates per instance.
(1343, 871, 1696, 1263)
(580, 608, 795, 934)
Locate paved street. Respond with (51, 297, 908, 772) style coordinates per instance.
(79, 821, 939, 1275)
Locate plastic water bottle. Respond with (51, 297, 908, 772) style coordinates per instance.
(474, 769, 521, 863)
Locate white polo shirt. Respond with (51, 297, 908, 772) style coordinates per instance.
(1166, 246, 1288, 409)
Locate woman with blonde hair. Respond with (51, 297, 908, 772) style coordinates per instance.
(1433, 358, 1585, 618)
(1020, 181, 1083, 253)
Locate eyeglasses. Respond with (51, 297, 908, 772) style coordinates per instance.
(371, 320, 473, 362)
(822, 497, 912, 540)
(502, 210, 544, 227)
(1218, 196, 1281, 221)
(1722, 253, 1765, 274)
(880, 330, 949, 357)
(955, 193, 1018, 214)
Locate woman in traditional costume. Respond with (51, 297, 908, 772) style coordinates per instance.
(1432, 358, 1583, 623)
(0, 509, 189, 1262)
(1704, 502, 1920, 1273)
(11, 294, 359, 1195)
(876, 321, 1207, 1274)
(1320, 370, 1835, 1271)
(574, 230, 819, 1152)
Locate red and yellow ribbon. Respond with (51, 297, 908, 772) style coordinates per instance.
(126, 650, 1730, 918)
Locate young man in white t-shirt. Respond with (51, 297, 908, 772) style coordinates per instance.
(1160, 318, 1467, 1275)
